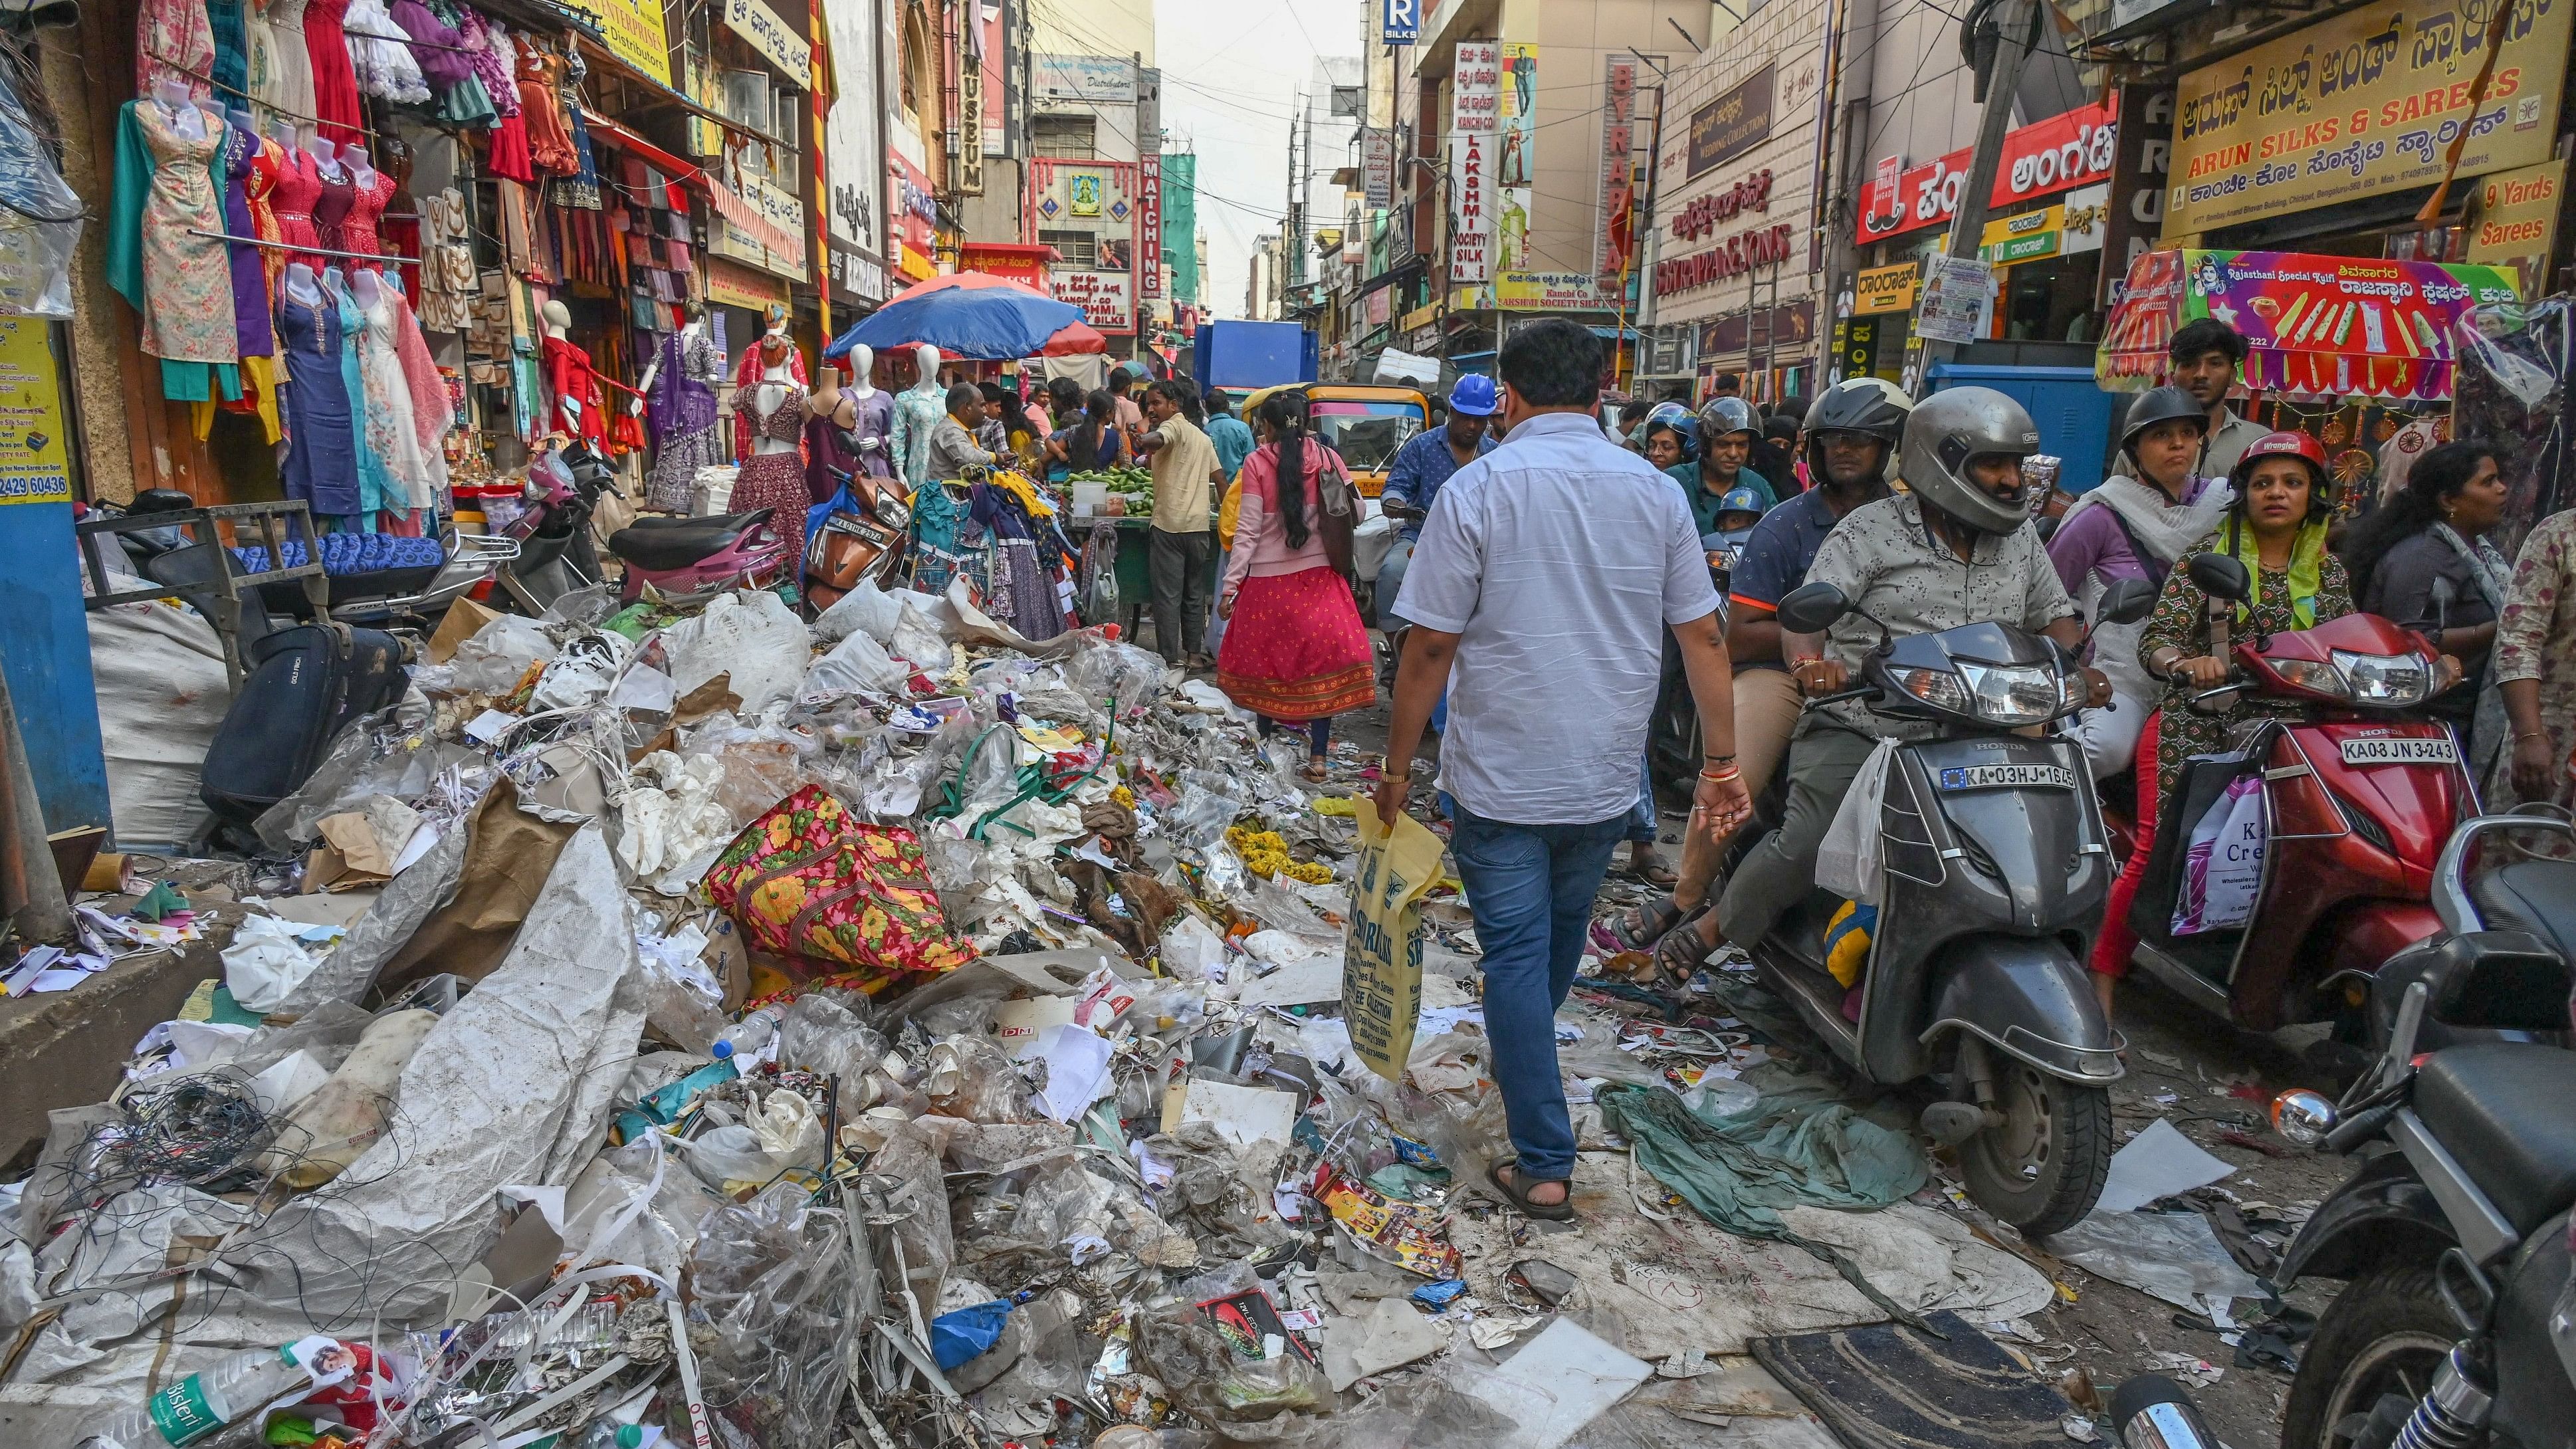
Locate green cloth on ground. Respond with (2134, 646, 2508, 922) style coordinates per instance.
(1599, 1077, 1925, 1239)
(1600, 1076, 1941, 1333)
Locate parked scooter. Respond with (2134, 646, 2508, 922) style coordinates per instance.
(1751, 572, 2157, 1234)
(606, 508, 790, 604)
(2115, 552, 2476, 1038)
(2269, 957, 2576, 1449)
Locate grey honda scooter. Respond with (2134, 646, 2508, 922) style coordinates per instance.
(1753, 576, 2155, 1234)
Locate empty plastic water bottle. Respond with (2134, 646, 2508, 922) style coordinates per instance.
(709, 1007, 786, 1063)
(80, 1341, 324, 1448)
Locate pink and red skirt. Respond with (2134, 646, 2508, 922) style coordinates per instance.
(1216, 566, 1376, 722)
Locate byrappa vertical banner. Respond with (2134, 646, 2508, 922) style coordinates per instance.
(1497, 43, 1537, 273)
(1597, 54, 1639, 282)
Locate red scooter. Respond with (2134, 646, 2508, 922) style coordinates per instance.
(2117, 553, 2474, 1035)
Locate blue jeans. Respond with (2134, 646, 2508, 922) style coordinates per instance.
(1449, 804, 1628, 1180)
(1627, 748, 1657, 845)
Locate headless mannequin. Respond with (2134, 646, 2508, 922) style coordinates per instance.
(890, 342, 948, 491)
(306, 135, 344, 181)
(343, 144, 375, 189)
(749, 328, 799, 457)
(350, 267, 382, 312)
(152, 80, 219, 142)
(270, 120, 297, 152)
(283, 261, 322, 308)
(542, 297, 577, 431)
(815, 343, 895, 479)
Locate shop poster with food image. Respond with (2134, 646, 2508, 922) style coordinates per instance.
(2098, 248, 2520, 402)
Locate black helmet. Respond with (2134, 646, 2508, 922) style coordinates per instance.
(1801, 377, 1912, 489)
(2118, 385, 2209, 460)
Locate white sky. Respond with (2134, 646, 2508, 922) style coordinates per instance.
(1154, 0, 1359, 318)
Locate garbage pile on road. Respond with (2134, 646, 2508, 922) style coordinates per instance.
(3, 578, 2175, 1449)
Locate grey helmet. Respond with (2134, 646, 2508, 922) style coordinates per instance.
(1800, 377, 1913, 489)
(1900, 386, 2044, 536)
(1695, 395, 1759, 452)
(2118, 384, 2210, 461)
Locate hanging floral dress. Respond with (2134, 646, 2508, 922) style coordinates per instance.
(356, 289, 431, 512)
(645, 326, 723, 512)
(247, 0, 318, 127)
(130, 104, 239, 374)
(137, 0, 215, 100)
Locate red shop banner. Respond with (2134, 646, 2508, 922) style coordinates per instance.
(1856, 98, 2119, 246)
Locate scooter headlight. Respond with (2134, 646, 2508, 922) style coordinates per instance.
(1955, 662, 2062, 726)
(2270, 657, 2352, 699)
(2331, 649, 2433, 707)
(1895, 667, 1970, 713)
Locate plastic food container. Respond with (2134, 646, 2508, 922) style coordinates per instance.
(1071, 480, 1109, 514)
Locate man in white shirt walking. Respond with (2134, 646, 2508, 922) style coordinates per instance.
(1376, 318, 1751, 1219)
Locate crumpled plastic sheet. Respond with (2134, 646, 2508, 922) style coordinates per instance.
(11, 826, 645, 1391)
(689, 1180, 860, 1448)
(255, 693, 486, 853)
(2040, 1208, 2266, 1310)
(805, 627, 911, 697)
(1065, 641, 1173, 719)
(812, 576, 907, 645)
(268, 822, 470, 1014)
(1165, 770, 1254, 852)
(1134, 1297, 1333, 1424)
(1212, 1380, 1521, 1449)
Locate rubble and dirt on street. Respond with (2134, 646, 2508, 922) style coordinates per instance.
(0, 581, 2352, 1449)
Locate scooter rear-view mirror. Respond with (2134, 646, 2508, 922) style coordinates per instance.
(2097, 577, 2157, 626)
(2185, 552, 2252, 602)
(1774, 580, 1850, 635)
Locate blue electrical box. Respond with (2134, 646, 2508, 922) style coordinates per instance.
(1191, 321, 1318, 391)
(1925, 363, 2115, 495)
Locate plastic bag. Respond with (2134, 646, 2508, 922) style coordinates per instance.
(659, 590, 812, 715)
(2175, 774, 2265, 935)
(1164, 769, 1251, 851)
(678, 1123, 791, 1190)
(445, 613, 557, 695)
(812, 576, 907, 645)
(778, 992, 889, 1083)
(686, 1181, 854, 1445)
(925, 1034, 1042, 1123)
(889, 601, 952, 670)
(1816, 737, 1898, 904)
(804, 629, 910, 697)
(1067, 640, 1172, 719)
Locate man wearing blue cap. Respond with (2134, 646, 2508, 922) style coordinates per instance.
(1375, 375, 1499, 629)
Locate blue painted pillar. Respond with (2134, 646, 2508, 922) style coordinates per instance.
(0, 317, 109, 837)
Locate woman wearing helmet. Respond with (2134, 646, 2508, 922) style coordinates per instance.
(1671, 396, 1776, 536)
(2046, 385, 2236, 783)
(1638, 400, 1697, 472)
(2088, 431, 2365, 1014)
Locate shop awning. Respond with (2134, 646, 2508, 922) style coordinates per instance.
(2097, 249, 2522, 402)
(578, 109, 706, 195)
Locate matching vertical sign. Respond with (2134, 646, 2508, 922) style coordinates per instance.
(1450, 42, 1499, 285)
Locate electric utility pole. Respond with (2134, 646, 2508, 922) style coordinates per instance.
(1911, 0, 2039, 393)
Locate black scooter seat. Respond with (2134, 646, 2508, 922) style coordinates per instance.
(2471, 859, 2576, 962)
(2413, 1043, 2576, 1236)
(609, 510, 773, 570)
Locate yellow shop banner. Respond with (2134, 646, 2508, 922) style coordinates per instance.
(2168, 0, 2571, 234)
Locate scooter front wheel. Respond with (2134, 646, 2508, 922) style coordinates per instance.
(1958, 1054, 2113, 1236)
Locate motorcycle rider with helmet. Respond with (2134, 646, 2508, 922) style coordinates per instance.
(1709, 387, 2112, 957)
(1673, 396, 1778, 535)
(2046, 384, 2236, 783)
(1597, 377, 1915, 976)
(1638, 401, 1697, 473)
(1376, 375, 1501, 630)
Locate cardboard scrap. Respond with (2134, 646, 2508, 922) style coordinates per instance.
(1343, 808, 1446, 1081)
